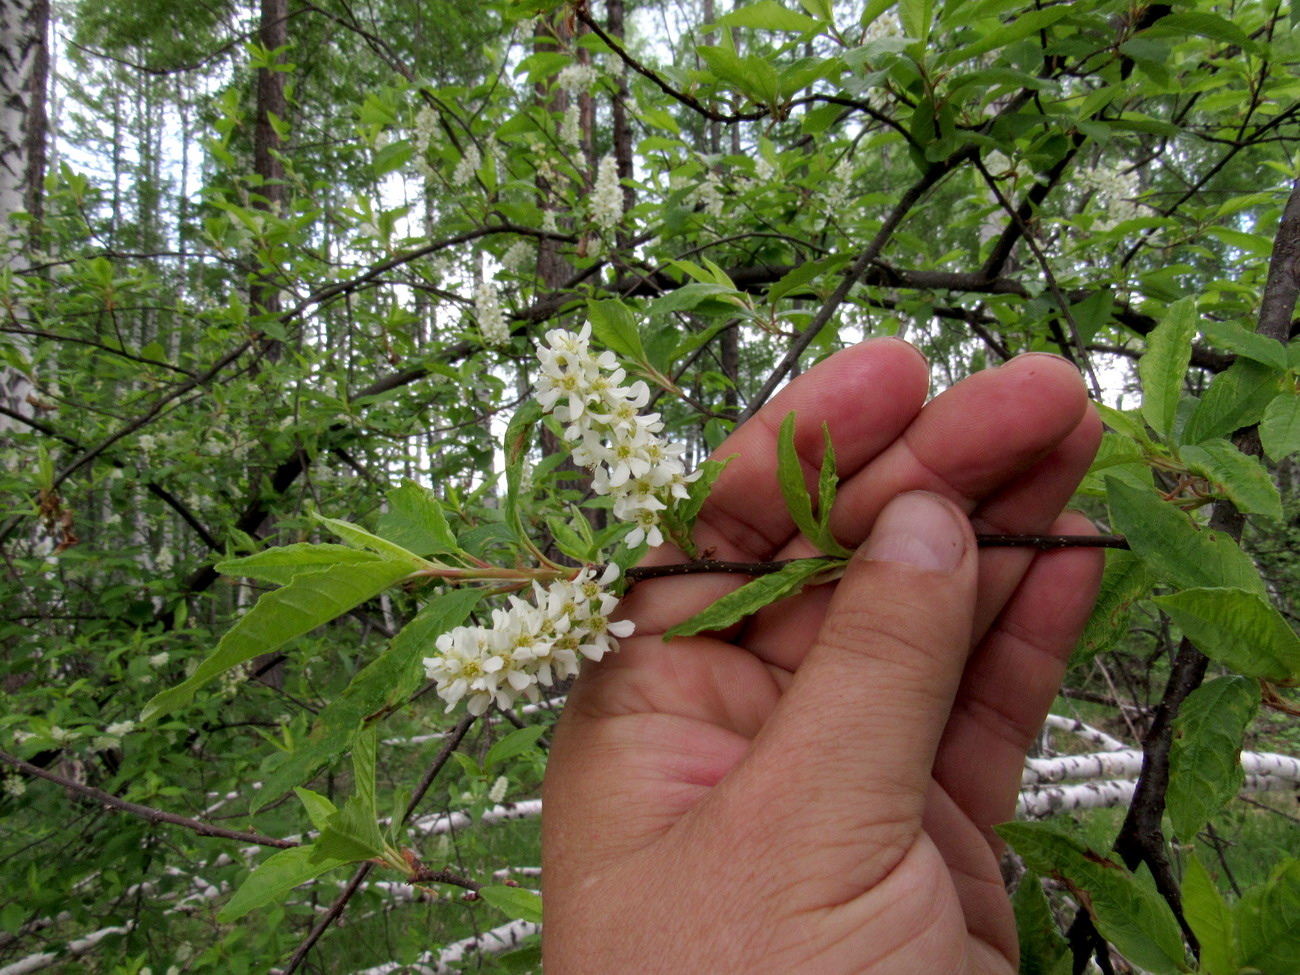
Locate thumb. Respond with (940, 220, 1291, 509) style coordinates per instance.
(716, 491, 977, 883)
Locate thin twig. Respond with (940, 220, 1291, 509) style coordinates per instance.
(0, 750, 296, 850)
(278, 713, 477, 975)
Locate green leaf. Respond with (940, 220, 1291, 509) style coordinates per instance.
(664, 558, 835, 640)
(1139, 297, 1198, 440)
(477, 885, 543, 924)
(814, 423, 852, 558)
(898, 0, 932, 44)
(1012, 871, 1070, 975)
(251, 588, 481, 812)
(660, 455, 734, 557)
(1261, 391, 1300, 462)
(504, 400, 544, 543)
(698, 46, 779, 104)
(996, 822, 1187, 975)
(1154, 587, 1300, 681)
(483, 725, 546, 773)
(1166, 676, 1259, 840)
(218, 845, 352, 922)
(142, 559, 417, 722)
(797, 0, 833, 22)
(377, 479, 459, 556)
(1095, 403, 1152, 445)
(1150, 11, 1252, 48)
(294, 787, 339, 832)
(1199, 321, 1287, 371)
(777, 411, 818, 540)
(1184, 358, 1281, 445)
(717, 1, 821, 33)
(1237, 859, 1300, 974)
(1087, 432, 1146, 475)
(217, 544, 386, 586)
(1180, 439, 1282, 520)
(1181, 855, 1239, 975)
(315, 515, 428, 565)
(648, 282, 742, 316)
(1106, 477, 1264, 594)
(586, 298, 645, 361)
(1069, 549, 1155, 669)
(767, 258, 842, 304)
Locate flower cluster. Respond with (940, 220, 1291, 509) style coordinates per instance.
(556, 62, 599, 93)
(423, 565, 633, 714)
(695, 172, 724, 218)
(590, 155, 623, 232)
(535, 325, 696, 547)
(475, 280, 509, 346)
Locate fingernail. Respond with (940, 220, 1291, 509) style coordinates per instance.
(1012, 351, 1077, 369)
(874, 335, 929, 366)
(861, 492, 966, 572)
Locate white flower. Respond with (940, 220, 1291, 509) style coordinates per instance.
(423, 566, 632, 714)
(560, 103, 582, 149)
(47, 726, 72, 744)
(105, 720, 135, 737)
(413, 106, 439, 154)
(557, 62, 599, 93)
(590, 155, 623, 233)
(489, 776, 509, 804)
(500, 239, 533, 274)
(453, 143, 481, 186)
(822, 159, 852, 215)
(137, 434, 157, 454)
(695, 173, 724, 218)
(3, 773, 24, 798)
(474, 280, 510, 346)
(534, 326, 699, 548)
(149, 652, 168, 668)
(755, 155, 777, 182)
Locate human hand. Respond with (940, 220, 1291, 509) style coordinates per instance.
(541, 338, 1104, 974)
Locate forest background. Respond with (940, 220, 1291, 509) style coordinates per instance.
(3, 0, 1300, 972)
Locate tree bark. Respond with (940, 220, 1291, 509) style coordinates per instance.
(0, 0, 49, 427)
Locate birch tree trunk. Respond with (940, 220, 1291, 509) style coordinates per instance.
(0, 0, 49, 428)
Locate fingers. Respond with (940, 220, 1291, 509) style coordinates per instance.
(620, 337, 930, 634)
(741, 355, 1099, 667)
(706, 491, 979, 899)
(932, 510, 1105, 839)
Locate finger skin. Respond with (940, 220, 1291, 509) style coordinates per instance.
(932, 511, 1105, 840)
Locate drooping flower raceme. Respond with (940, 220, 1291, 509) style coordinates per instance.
(423, 565, 633, 715)
(535, 324, 697, 548)
(475, 280, 509, 346)
(590, 155, 623, 232)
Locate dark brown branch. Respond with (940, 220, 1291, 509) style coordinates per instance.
(1113, 171, 1300, 946)
(278, 712, 477, 974)
(0, 749, 296, 849)
(625, 535, 1128, 582)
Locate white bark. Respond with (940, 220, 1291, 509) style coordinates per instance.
(1042, 714, 1128, 752)
(347, 919, 540, 975)
(1023, 749, 1300, 788)
(0, 924, 134, 975)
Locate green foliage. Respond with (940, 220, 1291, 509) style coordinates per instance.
(8, 0, 1300, 969)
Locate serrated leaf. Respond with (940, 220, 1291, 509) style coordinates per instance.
(484, 726, 546, 773)
(478, 885, 544, 924)
(294, 787, 338, 832)
(1261, 391, 1300, 462)
(251, 588, 481, 812)
(664, 558, 834, 639)
(1180, 439, 1282, 520)
(316, 515, 428, 564)
(1181, 855, 1239, 975)
(767, 257, 844, 305)
(798, 0, 833, 23)
(777, 411, 818, 536)
(586, 298, 645, 361)
(996, 822, 1187, 975)
(143, 559, 418, 722)
(1184, 358, 1281, 444)
(377, 479, 459, 556)
(1095, 403, 1152, 444)
(1012, 871, 1070, 975)
(1167, 676, 1259, 839)
(546, 515, 593, 563)
(217, 845, 351, 922)
(647, 282, 741, 316)
(1237, 860, 1300, 974)
(661, 455, 734, 557)
(1106, 477, 1264, 594)
(1069, 549, 1155, 668)
(1154, 587, 1300, 681)
(217, 544, 386, 586)
(718, 0, 821, 32)
(504, 400, 544, 543)
(1087, 432, 1146, 475)
(1199, 321, 1287, 371)
(814, 423, 852, 557)
(1139, 297, 1198, 440)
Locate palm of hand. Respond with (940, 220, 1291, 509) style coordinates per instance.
(544, 340, 1103, 974)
